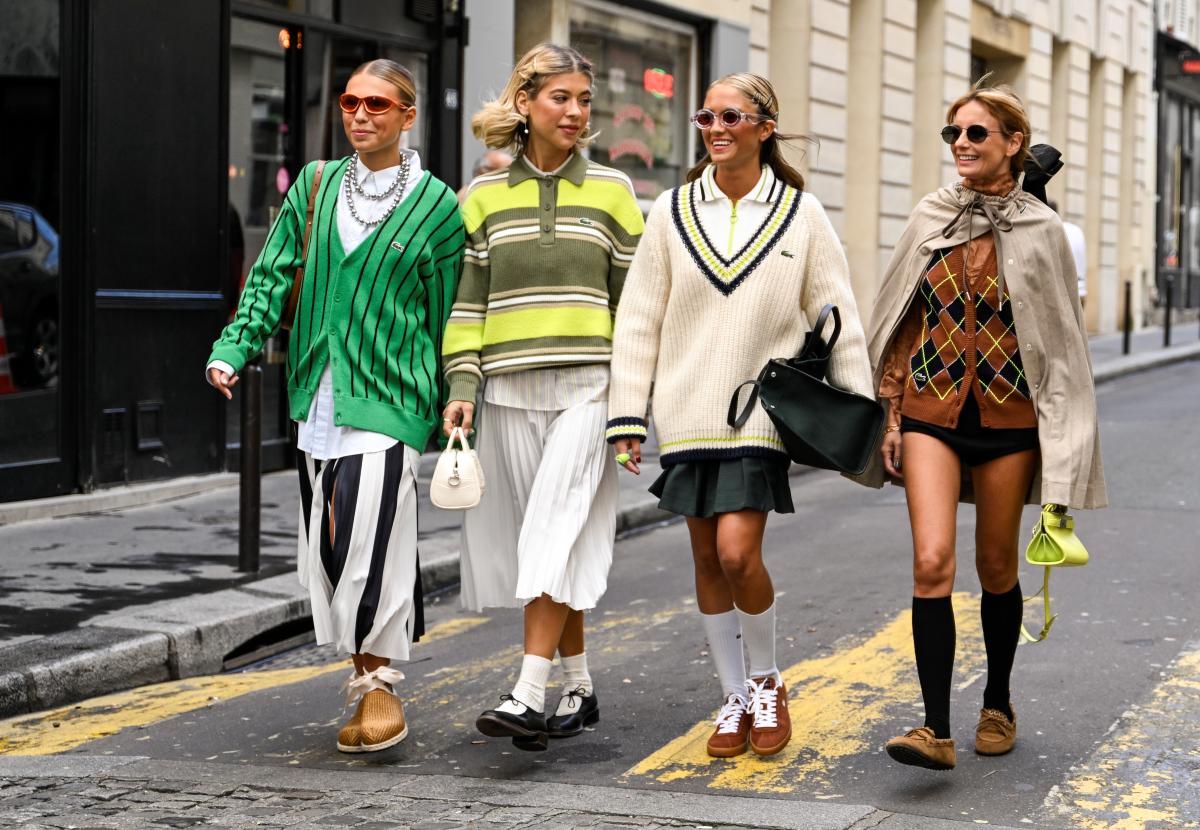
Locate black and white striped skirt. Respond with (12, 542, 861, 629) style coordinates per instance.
(295, 443, 425, 661)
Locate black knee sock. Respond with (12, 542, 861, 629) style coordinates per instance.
(981, 582, 1022, 718)
(912, 596, 955, 739)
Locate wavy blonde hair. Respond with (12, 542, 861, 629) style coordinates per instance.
(686, 73, 808, 191)
(472, 43, 594, 154)
(350, 59, 417, 106)
(946, 80, 1032, 180)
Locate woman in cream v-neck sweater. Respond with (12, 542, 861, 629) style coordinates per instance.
(607, 73, 872, 760)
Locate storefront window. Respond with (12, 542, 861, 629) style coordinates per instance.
(0, 0, 63, 465)
(569, 0, 696, 207)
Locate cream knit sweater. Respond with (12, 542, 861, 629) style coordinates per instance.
(607, 179, 874, 467)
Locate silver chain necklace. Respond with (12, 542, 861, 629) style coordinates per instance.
(344, 152, 411, 228)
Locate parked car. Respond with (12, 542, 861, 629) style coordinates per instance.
(0, 201, 59, 388)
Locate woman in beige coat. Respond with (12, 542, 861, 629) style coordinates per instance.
(858, 84, 1106, 772)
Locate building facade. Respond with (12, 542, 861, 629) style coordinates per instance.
(463, 0, 1156, 335)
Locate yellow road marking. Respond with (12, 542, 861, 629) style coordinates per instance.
(1040, 645, 1200, 830)
(625, 592, 985, 793)
(0, 615, 488, 756)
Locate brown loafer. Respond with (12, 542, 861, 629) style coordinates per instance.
(975, 707, 1016, 756)
(747, 676, 791, 756)
(885, 727, 956, 770)
(706, 694, 750, 758)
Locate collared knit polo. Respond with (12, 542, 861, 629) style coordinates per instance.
(208, 157, 465, 451)
(442, 152, 644, 403)
(607, 175, 874, 467)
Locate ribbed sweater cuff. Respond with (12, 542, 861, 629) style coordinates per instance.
(605, 417, 648, 444)
(447, 375, 480, 405)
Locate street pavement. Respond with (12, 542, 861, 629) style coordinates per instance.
(0, 353, 1197, 828)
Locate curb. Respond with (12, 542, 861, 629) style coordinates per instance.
(0, 492, 675, 719)
(0, 473, 241, 527)
(1091, 340, 1200, 385)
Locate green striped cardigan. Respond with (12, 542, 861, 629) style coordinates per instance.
(208, 158, 465, 449)
(442, 153, 644, 403)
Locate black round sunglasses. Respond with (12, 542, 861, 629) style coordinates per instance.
(941, 124, 1004, 144)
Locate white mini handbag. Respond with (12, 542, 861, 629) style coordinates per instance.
(429, 426, 486, 510)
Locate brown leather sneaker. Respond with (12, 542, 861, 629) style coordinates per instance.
(335, 704, 364, 753)
(747, 676, 792, 756)
(885, 727, 956, 770)
(975, 707, 1016, 756)
(706, 694, 750, 758)
(358, 689, 409, 751)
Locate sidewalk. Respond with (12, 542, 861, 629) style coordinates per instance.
(1, 327, 1197, 717)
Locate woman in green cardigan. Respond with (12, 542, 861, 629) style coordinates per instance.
(206, 60, 464, 754)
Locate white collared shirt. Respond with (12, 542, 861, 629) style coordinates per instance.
(209, 151, 424, 461)
(693, 164, 781, 257)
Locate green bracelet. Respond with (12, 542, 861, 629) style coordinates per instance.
(615, 452, 632, 465)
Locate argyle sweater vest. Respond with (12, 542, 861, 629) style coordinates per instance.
(901, 236, 1036, 429)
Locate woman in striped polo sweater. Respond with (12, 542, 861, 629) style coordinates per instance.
(607, 74, 873, 759)
(441, 43, 643, 751)
(207, 60, 464, 754)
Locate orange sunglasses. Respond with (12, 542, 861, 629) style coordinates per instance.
(338, 93, 409, 115)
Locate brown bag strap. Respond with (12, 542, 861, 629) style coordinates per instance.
(280, 160, 326, 332)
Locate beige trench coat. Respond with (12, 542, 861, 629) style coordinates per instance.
(853, 183, 1107, 509)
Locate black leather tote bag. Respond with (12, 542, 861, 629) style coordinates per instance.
(727, 305, 885, 475)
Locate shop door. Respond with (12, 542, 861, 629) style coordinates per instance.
(225, 17, 431, 470)
(0, 0, 79, 501)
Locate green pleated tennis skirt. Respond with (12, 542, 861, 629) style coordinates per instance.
(649, 457, 794, 518)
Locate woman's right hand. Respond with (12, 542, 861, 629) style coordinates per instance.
(442, 400, 475, 437)
(207, 367, 239, 401)
(880, 429, 903, 479)
(614, 437, 642, 475)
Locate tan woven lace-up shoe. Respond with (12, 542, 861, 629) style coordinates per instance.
(747, 676, 792, 756)
(975, 707, 1017, 755)
(885, 727, 956, 770)
(706, 694, 751, 758)
(358, 689, 408, 751)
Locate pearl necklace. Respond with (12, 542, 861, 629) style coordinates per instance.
(344, 152, 411, 228)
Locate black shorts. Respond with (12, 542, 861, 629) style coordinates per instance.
(901, 393, 1038, 468)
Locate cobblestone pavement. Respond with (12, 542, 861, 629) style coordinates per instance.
(0, 774, 759, 830)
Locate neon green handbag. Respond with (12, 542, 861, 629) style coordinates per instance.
(1021, 504, 1089, 643)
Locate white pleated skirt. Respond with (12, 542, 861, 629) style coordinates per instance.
(459, 397, 618, 612)
(296, 443, 423, 661)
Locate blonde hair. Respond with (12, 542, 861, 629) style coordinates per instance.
(472, 43, 594, 153)
(946, 80, 1031, 179)
(686, 73, 808, 191)
(350, 59, 417, 106)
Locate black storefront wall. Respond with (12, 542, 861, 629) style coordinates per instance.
(0, 0, 463, 502)
(1156, 30, 1200, 311)
(87, 0, 230, 487)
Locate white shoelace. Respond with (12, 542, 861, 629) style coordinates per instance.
(342, 666, 406, 706)
(745, 677, 779, 729)
(713, 694, 749, 734)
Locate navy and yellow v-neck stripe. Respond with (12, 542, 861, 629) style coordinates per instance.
(671, 175, 801, 296)
(210, 157, 466, 450)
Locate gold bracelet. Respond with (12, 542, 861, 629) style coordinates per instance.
(885, 425, 901, 433)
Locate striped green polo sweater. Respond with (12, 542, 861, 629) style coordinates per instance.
(208, 158, 465, 449)
(442, 153, 643, 403)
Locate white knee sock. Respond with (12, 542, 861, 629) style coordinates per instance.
(556, 652, 593, 716)
(737, 603, 780, 682)
(700, 609, 748, 700)
(500, 654, 552, 714)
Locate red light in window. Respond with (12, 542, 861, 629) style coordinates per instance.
(643, 68, 675, 99)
